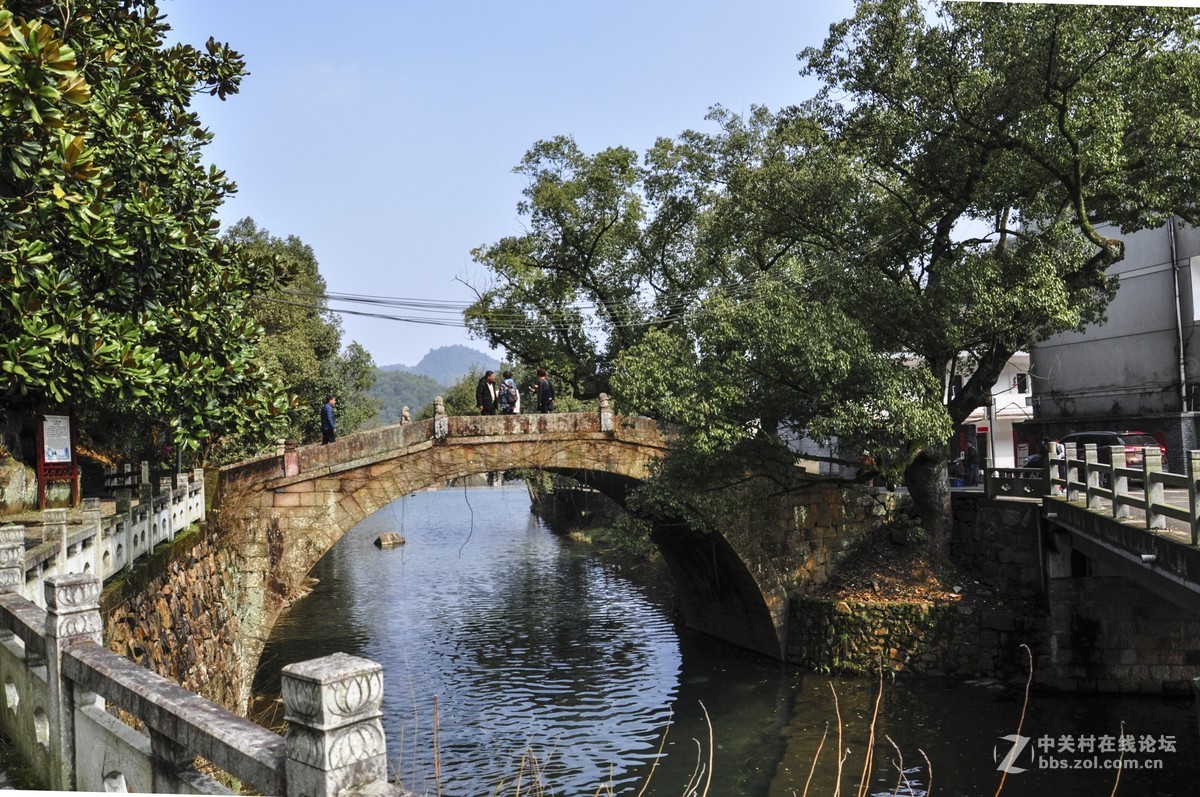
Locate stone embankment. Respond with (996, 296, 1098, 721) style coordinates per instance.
(101, 527, 245, 710)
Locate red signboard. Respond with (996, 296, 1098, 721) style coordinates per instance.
(35, 413, 79, 509)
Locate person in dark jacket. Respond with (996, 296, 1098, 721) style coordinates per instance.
(476, 371, 498, 415)
(965, 441, 979, 486)
(321, 395, 337, 444)
(532, 369, 554, 413)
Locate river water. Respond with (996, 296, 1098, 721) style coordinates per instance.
(253, 485, 1200, 796)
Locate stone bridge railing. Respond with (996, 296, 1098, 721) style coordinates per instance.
(0, 570, 407, 795)
(3, 469, 205, 609)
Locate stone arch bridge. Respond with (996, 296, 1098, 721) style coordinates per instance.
(212, 397, 882, 707)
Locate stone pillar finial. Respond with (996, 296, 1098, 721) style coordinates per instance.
(434, 397, 448, 440)
(401, 406, 410, 424)
(599, 393, 613, 433)
(44, 507, 67, 564)
(281, 652, 387, 797)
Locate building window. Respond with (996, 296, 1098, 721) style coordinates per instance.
(1015, 373, 1028, 394)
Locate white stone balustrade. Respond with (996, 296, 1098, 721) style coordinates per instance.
(0, 570, 410, 796)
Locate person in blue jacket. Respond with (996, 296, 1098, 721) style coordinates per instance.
(321, 395, 337, 444)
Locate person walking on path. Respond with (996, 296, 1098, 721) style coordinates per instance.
(532, 369, 554, 413)
(321, 395, 337, 444)
(476, 370, 498, 415)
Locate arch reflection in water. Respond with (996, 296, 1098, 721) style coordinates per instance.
(255, 484, 681, 796)
(254, 485, 1200, 797)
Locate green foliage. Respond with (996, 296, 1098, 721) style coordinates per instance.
(0, 2, 290, 459)
(471, 1, 1200, 550)
(795, 0, 1200, 431)
(466, 136, 657, 399)
(368, 368, 443, 426)
(214, 218, 377, 458)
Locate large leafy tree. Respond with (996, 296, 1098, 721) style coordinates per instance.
(779, 0, 1200, 551)
(0, 1, 289, 461)
(470, 0, 1200, 557)
(217, 218, 377, 460)
(466, 136, 719, 399)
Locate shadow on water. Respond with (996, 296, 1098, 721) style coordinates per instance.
(252, 484, 1200, 797)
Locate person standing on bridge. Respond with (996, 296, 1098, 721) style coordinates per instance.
(533, 369, 554, 413)
(476, 370, 498, 415)
(321, 395, 337, 444)
(498, 370, 520, 414)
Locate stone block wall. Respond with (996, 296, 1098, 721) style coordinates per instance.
(950, 492, 1043, 605)
(786, 596, 1041, 679)
(101, 527, 246, 711)
(1046, 570, 1200, 694)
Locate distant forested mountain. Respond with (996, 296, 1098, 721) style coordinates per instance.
(369, 345, 500, 425)
(368, 370, 444, 425)
(380, 345, 499, 387)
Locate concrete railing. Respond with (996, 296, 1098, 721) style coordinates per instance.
(0, 571, 407, 795)
(5, 469, 206, 608)
(986, 445, 1200, 545)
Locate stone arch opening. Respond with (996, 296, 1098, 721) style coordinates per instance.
(216, 411, 797, 707)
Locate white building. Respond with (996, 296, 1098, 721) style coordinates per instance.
(1025, 219, 1199, 472)
(954, 352, 1033, 469)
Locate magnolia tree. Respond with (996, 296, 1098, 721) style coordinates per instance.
(0, 1, 289, 460)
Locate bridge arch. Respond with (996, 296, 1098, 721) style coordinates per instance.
(213, 401, 808, 708)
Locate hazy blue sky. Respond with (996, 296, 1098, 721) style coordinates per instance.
(163, 1, 859, 366)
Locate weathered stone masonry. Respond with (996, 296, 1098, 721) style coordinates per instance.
(101, 528, 245, 711)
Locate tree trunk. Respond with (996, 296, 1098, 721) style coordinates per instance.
(903, 447, 953, 562)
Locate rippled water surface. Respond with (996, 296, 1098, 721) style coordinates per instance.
(254, 485, 1200, 796)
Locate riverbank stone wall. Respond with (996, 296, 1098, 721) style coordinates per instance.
(786, 596, 1042, 679)
(782, 492, 1048, 680)
(100, 525, 246, 711)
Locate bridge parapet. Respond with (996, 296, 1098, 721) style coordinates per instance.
(216, 396, 669, 496)
(0, 572, 409, 796)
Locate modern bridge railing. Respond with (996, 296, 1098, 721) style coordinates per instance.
(0, 570, 407, 796)
(986, 444, 1200, 545)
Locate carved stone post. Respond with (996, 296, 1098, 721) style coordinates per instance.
(1143, 448, 1165, 529)
(44, 573, 102, 792)
(434, 396, 448, 440)
(285, 439, 300, 478)
(81, 498, 103, 573)
(281, 652, 388, 797)
(0, 525, 25, 597)
(1083, 444, 1100, 510)
(1188, 451, 1200, 546)
(599, 393, 613, 433)
(401, 405, 410, 424)
(43, 507, 67, 565)
(1066, 443, 1080, 501)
